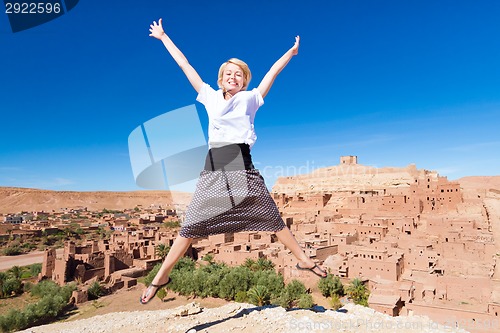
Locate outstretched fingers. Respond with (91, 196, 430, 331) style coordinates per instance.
(291, 35, 300, 55)
(149, 18, 165, 39)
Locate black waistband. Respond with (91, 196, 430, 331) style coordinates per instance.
(204, 143, 254, 171)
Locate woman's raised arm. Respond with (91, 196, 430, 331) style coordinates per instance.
(257, 36, 300, 99)
(149, 18, 204, 93)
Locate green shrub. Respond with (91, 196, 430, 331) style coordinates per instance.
(2, 278, 22, 297)
(23, 281, 33, 293)
(87, 281, 104, 300)
(29, 264, 42, 278)
(274, 290, 293, 309)
(190, 269, 211, 298)
(330, 294, 343, 310)
(235, 291, 247, 303)
(297, 293, 314, 309)
(0, 280, 76, 332)
(318, 274, 344, 297)
(2, 245, 22, 256)
(0, 309, 23, 332)
(251, 270, 284, 299)
(30, 280, 60, 298)
(156, 288, 167, 301)
(201, 264, 229, 298)
(202, 254, 214, 264)
(284, 280, 306, 300)
(163, 220, 180, 228)
(140, 256, 317, 312)
(273, 279, 308, 309)
(218, 266, 252, 300)
(174, 256, 196, 271)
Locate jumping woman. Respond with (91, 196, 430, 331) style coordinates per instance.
(141, 18, 326, 304)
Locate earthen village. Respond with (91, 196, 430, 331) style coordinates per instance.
(2, 156, 499, 332)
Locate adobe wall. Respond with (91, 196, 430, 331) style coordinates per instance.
(313, 245, 338, 261)
(406, 303, 499, 333)
(82, 267, 106, 282)
(350, 257, 402, 280)
(52, 258, 67, 286)
(112, 248, 134, 271)
(41, 248, 56, 278)
(435, 276, 492, 304)
(209, 233, 234, 246)
(329, 233, 357, 246)
(215, 246, 262, 266)
(357, 225, 388, 242)
(296, 223, 317, 234)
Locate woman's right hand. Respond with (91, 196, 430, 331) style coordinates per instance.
(149, 18, 165, 39)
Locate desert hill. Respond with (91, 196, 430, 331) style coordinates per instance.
(1, 171, 499, 215)
(456, 176, 500, 192)
(271, 162, 499, 195)
(0, 187, 192, 214)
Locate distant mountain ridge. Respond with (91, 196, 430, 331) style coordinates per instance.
(0, 173, 498, 215)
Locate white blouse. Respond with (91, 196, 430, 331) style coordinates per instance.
(196, 83, 264, 149)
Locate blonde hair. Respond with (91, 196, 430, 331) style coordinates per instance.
(217, 58, 252, 91)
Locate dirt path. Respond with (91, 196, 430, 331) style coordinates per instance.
(68, 282, 330, 320)
(0, 248, 63, 271)
(66, 283, 231, 322)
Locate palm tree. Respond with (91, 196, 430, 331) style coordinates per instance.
(247, 285, 270, 306)
(202, 253, 215, 264)
(155, 243, 170, 260)
(242, 258, 256, 270)
(255, 258, 274, 271)
(8, 266, 23, 280)
(346, 278, 368, 305)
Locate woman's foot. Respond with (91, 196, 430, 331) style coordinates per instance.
(139, 277, 171, 304)
(296, 260, 327, 278)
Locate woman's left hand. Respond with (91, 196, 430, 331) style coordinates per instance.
(149, 18, 165, 40)
(291, 36, 300, 56)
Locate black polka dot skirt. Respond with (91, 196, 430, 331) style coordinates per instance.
(179, 143, 286, 238)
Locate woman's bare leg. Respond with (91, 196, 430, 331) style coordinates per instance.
(140, 235, 193, 303)
(275, 226, 327, 277)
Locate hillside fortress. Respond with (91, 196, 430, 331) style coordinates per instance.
(271, 156, 499, 332)
(31, 156, 500, 332)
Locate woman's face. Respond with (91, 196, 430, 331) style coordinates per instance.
(221, 63, 245, 93)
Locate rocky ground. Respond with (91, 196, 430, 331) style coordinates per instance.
(16, 302, 465, 333)
(18, 301, 468, 333)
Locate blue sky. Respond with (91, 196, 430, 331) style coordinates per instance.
(1, 0, 499, 192)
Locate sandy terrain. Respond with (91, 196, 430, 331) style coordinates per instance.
(0, 187, 192, 214)
(0, 248, 63, 271)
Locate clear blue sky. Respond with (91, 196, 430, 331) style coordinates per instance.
(1, 0, 499, 191)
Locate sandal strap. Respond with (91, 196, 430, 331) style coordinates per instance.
(149, 277, 171, 288)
